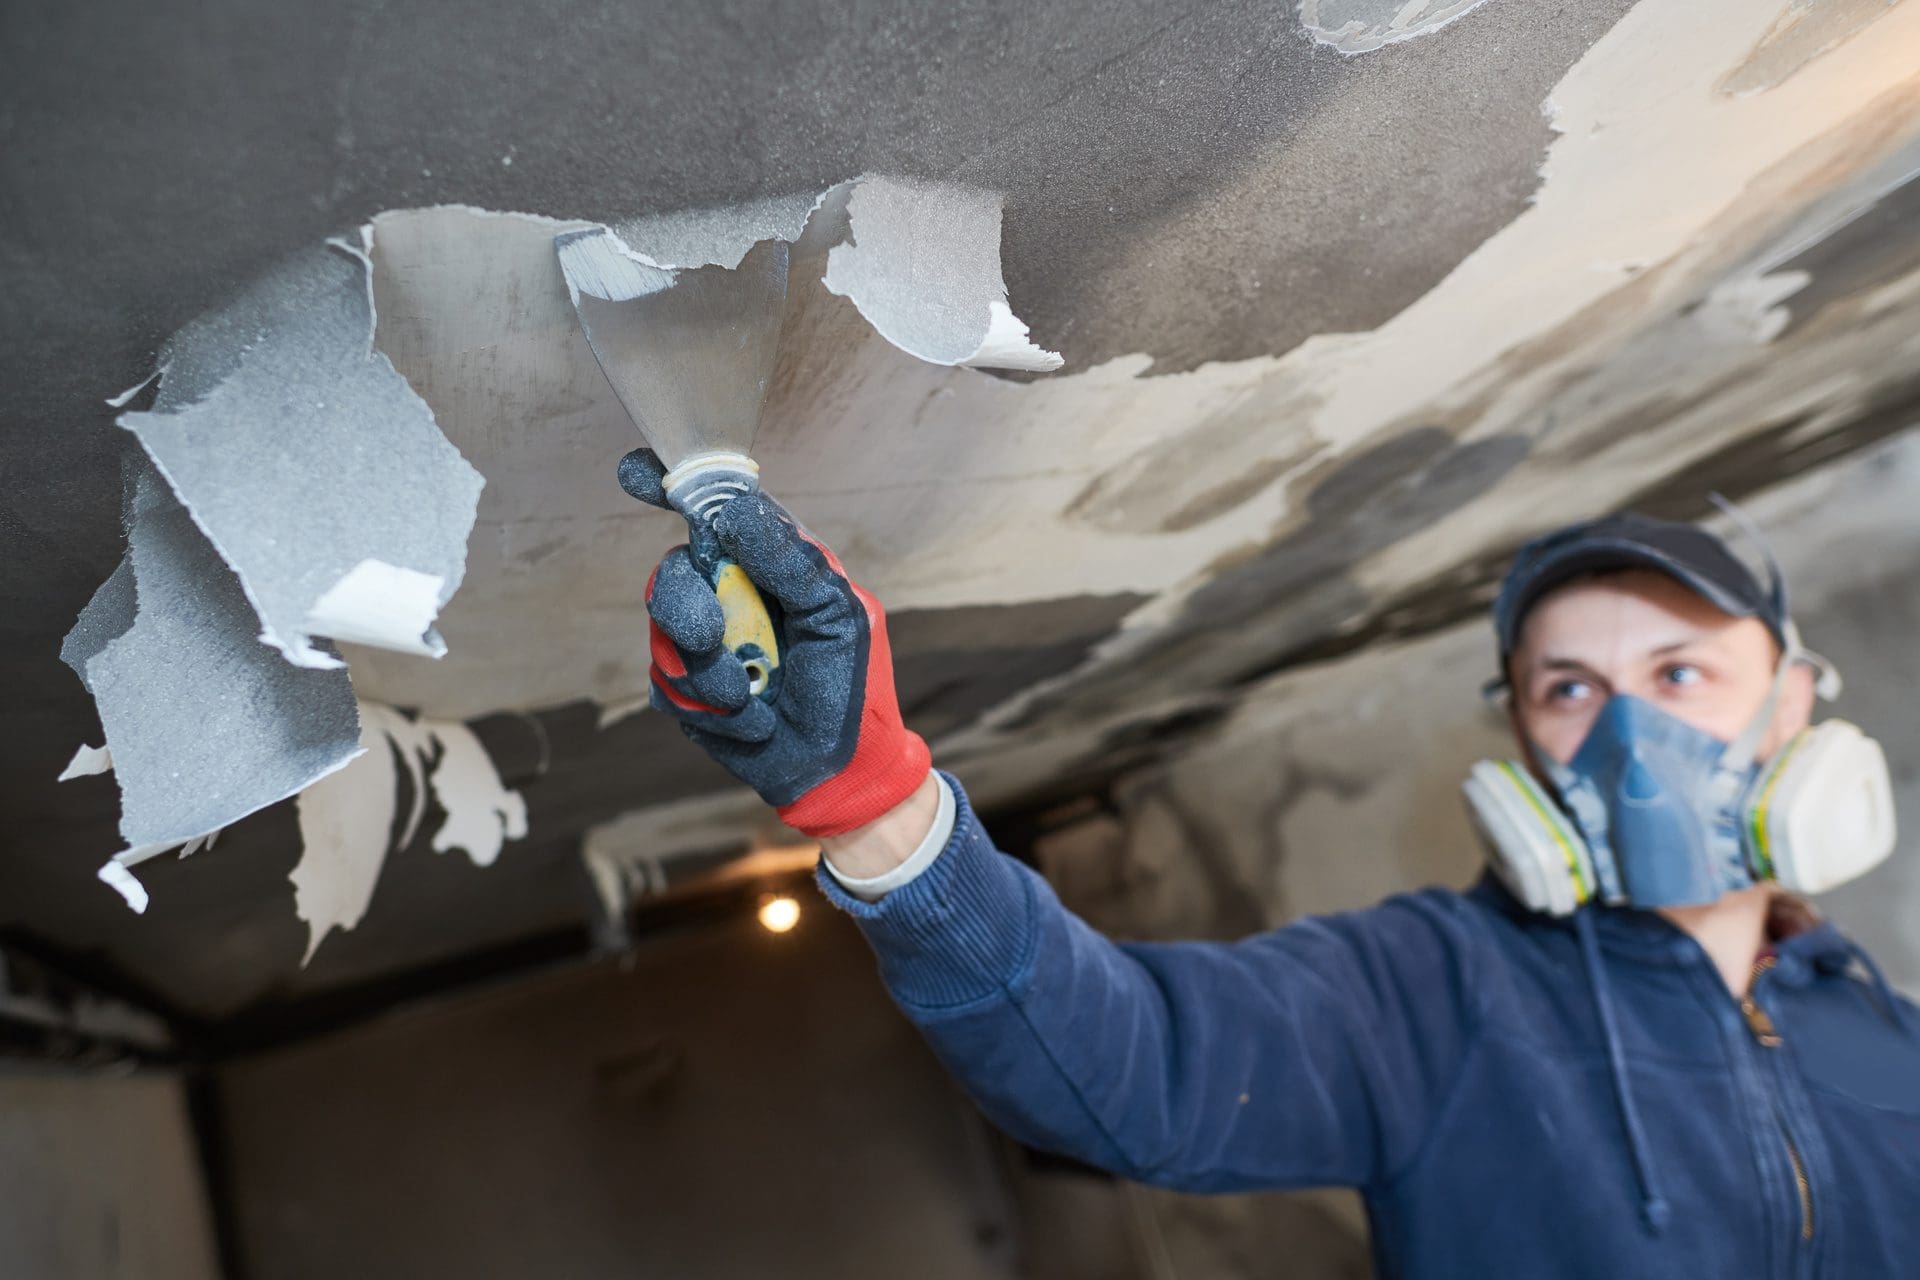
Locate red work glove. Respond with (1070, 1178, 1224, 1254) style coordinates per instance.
(622, 448, 931, 837)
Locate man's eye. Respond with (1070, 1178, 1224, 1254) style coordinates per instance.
(1546, 679, 1592, 703)
(1661, 663, 1704, 687)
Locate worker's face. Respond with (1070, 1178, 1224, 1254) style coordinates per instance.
(1508, 569, 1815, 768)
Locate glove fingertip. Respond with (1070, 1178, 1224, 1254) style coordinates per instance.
(618, 447, 670, 508)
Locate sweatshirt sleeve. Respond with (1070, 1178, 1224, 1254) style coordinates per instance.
(815, 772, 1490, 1194)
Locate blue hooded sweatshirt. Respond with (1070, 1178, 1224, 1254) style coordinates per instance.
(818, 775, 1920, 1279)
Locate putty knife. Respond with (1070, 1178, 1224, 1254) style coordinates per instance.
(555, 228, 789, 698)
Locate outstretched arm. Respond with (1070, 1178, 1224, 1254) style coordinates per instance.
(818, 776, 1488, 1192)
(624, 449, 1487, 1193)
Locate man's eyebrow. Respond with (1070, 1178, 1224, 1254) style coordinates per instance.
(1532, 637, 1709, 672)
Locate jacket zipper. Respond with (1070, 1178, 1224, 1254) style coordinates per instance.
(1742, 954, 1814, 1243)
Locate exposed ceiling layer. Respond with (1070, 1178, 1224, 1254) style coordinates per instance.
(5, 0, 1920, 1020)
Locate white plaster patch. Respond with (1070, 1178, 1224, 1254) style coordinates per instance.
(613, 190, 821, 271)
(291, 704, 429, 962)
(426, 721, 527, 868)
(290, 702, 524, 960)
(1696, 270, 1812, 345)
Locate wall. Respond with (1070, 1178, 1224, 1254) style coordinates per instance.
(0, 1068, 221, 1280)
(215, 895, 1102, 1279)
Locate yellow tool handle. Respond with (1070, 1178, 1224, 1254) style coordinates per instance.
(710, 559, 780, 698)
(674, 458, 781, 702)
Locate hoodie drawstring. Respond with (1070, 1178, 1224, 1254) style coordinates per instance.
(1575, 909, 1672, 1233)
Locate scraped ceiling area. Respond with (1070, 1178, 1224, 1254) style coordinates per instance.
(64, 177, 1066, 960)
(6, 0, 1920, 1021)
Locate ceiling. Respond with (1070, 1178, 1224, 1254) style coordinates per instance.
(5, 0, 1920, 1025)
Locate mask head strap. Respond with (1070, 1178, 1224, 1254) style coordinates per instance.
(1709, 492, 1842, 701)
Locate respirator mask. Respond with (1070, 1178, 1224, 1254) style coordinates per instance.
(1464, 505, 1898, 917)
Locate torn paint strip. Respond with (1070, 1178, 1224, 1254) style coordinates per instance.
(1297, 0, 1495, 55)
(116, 237, 484, 669)
(59, 558, 136, 693)
(821, 176, 1064, 372)
(94, 826, 225, 915)
(611, 190, 819, 271)
(80, 464, 363, 853)
(104, 370, 159, 408)
(592, 174, 1062, 375)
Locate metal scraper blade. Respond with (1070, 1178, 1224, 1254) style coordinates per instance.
(556, 230, 790, 469)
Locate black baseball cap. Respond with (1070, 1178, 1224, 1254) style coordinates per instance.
(1493, 510, 1788, 659)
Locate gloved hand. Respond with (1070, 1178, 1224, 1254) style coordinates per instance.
(620, 448, 931, 837)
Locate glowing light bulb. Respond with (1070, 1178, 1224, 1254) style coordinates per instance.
(758, 894, 801, 934)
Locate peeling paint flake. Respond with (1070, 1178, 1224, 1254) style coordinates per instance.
(96, 861, 150, 914)
(612, 190, 819, 271)
(56, 744, 112, 781)
(116, 238, 483, 669)
(1298, 0, 1494, 55)
(822, 177, 1064, 372)
(71, 465, 363, 864)
(59, 558, 136, 693)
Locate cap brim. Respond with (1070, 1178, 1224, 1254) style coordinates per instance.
(1499, 539, 1761, 654)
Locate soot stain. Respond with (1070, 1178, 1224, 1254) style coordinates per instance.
(1065, 386, 1323, 534)
(1015, 427, 1532, 732)
(888, 594, 1151, 740)
(1773, 167, 1920, 340)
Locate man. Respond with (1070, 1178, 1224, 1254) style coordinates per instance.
(622, 447, 1918, 1279)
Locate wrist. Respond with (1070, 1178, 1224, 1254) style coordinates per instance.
(818, 770, 940, 879)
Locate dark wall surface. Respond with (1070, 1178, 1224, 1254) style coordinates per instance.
(214, 898, 1028, 1279)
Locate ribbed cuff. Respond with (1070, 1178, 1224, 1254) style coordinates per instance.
(814, 771, 1039, 1010)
